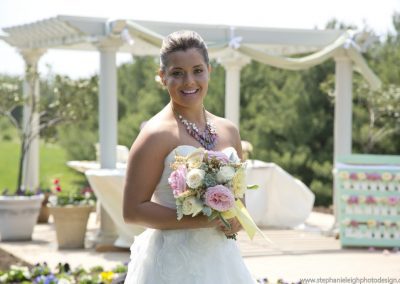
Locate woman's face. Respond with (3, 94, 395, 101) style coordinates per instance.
(160, 48, 211, 109)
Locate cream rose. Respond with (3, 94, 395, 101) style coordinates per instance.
(216, 166, 236, 183)
(186, 148, 205, 169)
(181, 196, 203, 216)
(186, 168, 205, 188)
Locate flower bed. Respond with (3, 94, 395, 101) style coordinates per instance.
(0, 262, 302, 283)
(0, 263, 127, 284)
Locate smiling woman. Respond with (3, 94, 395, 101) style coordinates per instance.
(122, 30, 255, 283)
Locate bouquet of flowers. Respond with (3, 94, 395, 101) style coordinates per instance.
(168, 147, 260, 240)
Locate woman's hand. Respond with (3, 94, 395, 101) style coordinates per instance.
(217, 217, 242, 237)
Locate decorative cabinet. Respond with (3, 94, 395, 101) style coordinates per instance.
(335, 155, 400, 247)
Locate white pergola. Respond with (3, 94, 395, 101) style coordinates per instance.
(1, 15, 380, 200)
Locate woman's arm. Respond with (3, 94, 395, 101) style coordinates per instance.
(123, 127, 216, 230)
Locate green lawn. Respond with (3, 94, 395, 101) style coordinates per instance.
(0, 140, 87, 193)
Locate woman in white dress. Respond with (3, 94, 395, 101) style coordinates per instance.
(123, 30, 256, 283)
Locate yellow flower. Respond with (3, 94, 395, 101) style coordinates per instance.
(357, 172, 367, 180)
(338, 171, 350, 180)
(232, 168, 246, 198)
(100, 271, 115, 282)
(170, 154, 187, 170)
(367, 220, 377, 228)
(382, 172, 393, 182)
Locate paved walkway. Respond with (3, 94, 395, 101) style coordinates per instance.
(1, 212, 400, 283)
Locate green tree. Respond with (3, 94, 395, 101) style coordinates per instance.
(0, 72, 95, 192)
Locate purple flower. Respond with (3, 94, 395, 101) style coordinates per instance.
(347, 196, 359, 205)
(204, 185, 235, 212)
(207, 151, 230, 163)
(34, 274, 58, 284)
(387, 196, 399, 206)
(168, 166, 187, 197)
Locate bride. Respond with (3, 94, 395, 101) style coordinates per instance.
(123, 30, 256, 283)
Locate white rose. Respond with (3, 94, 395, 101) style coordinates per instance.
(181, 196, 203, 216)
(216, 166, 236, 183)
(186, 169, 205, 188)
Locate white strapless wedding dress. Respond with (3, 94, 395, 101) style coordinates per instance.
(124, 145, 256, 284)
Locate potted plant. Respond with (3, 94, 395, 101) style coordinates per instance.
(47, 179, 96, 249)
(0, 188, 44, 241)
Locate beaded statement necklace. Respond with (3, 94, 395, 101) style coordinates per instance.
(173, 106, 218, 150)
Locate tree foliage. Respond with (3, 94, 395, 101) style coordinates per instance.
(0, 72, 96, 192)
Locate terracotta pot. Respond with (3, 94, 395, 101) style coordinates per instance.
(48, 205, 92, 249)
(37, 193, 52, 223)
(0, 195, 44, 241)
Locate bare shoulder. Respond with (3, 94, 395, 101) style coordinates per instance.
(130, 112, 177, 158)
(213, 115, 239, 134)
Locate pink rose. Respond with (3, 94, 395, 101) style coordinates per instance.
(365, 196, 376, 204)
(367, 173, 380, 181)
(204, 185, 235, 212)
(207, 151, 230, 163)
(168, 166, 187, 197)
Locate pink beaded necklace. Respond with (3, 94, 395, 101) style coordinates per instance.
(172, 105, 218, 150)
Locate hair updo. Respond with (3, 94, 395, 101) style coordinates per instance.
(160, 30, 209, 72)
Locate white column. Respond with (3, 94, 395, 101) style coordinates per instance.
(332, 53, 353, 228)
(94, 42, 120, 247)
(20, 49, 45, 191)
(220, 56, 251, 128)
(98, 43, 119, 169)
(334, 54, 353, 160)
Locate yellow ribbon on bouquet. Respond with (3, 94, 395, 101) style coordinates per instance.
(221, 199, 274, 244)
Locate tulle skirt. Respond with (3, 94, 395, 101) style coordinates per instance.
(124, 227, 256, 284)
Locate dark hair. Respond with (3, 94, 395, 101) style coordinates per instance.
(160, 30, 209, 72)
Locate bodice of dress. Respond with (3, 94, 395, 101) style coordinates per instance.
(151, 145, 240, 209)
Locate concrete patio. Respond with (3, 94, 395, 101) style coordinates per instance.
(1, 211, 399, 283)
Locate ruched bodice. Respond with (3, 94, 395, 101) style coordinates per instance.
(125, 145, 256, 284)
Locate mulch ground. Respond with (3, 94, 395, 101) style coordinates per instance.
(0, 247, 32, 271)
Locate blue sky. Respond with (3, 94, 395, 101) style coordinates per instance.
(0, 0, 399, 78)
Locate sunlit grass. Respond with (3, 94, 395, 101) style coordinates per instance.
(0, 140, 87, 194)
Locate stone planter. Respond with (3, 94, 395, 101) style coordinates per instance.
(0, 195, 44, 241)
(37, 193, 52, 223)
(48, 205, 92, 249)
